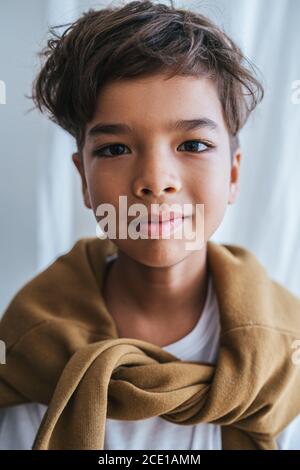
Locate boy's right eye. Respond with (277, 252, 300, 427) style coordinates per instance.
(92, 143, 130, 158)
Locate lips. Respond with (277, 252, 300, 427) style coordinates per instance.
(139, 211, 185, 225)
(139, 215, 185, 237)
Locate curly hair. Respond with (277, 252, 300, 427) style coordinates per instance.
(31, 0, 264, 157)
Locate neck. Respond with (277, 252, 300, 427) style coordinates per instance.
(102, 246, 209, 334)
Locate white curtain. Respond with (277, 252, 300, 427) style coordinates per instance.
(211, 0, 300, 297)
(1, 0, 299, 313)
(36, 0, 109, 270)
(36, 0, 94, 270)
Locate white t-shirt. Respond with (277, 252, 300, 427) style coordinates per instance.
(0, 254, 300, 450)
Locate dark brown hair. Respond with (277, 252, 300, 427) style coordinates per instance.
(31, 0, 264, 158)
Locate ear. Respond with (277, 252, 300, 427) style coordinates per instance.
(228, 148, 242, 205)
(72, 152, 92, 209)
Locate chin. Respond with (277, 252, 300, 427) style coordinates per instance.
(122, 238, 192, 268)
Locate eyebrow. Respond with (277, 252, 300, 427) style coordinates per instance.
(87, 117, 219, 138)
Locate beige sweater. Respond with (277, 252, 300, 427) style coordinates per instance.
(0, 237, 300, 450)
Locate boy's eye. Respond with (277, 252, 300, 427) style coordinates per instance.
(92, 140, 213, 158)
(92, 143, 129, 158)
(177, 140, 213, 153)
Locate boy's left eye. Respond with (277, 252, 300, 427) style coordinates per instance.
(177, 140, 213, 153)
(92, 140, 213, 158)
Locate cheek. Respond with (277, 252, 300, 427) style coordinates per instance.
(207, 180, 229, 225)
(190, 164, 231, 238)
(207, 175, 230, 236)
(87, 165, 125, 208)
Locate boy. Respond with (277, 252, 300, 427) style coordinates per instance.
(0, 0, 300, 450)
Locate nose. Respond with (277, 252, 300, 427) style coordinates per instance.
(132, 150, 182, 201)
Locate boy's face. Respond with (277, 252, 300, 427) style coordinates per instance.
(73, 73, 241, 266)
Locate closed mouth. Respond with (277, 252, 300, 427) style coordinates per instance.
(139, 213, 186, 225)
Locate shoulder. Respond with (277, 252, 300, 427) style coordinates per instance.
(0, 237, 113, 348)
(207, 240, 300, 333)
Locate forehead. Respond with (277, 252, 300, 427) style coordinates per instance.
(87, 73, 227, 135)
